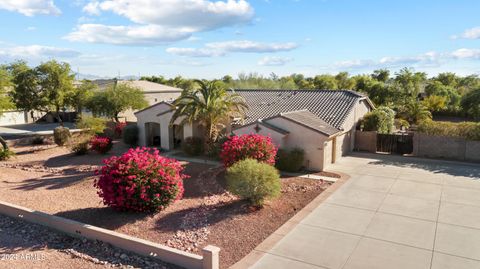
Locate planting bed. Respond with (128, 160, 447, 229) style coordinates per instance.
(0, 141, 334, 268)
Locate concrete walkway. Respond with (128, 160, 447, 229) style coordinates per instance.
(250, 153, 480, 269)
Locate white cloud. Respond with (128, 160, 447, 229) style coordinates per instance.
(26, 26, 37, 31)
(451, 48, 480, 59)
(0, 0, 60, 16)
(64, 24, 192, 45)
(334, 59, 374, 68)
(258, 56, 292, 66)
(453, 27, 480, 39)
(70, 0, 254, 45)
(83, 0, 253, 30)
(165, 47, 224, 57)
(0, 45, 81, 59)
(166, 40, 298, 57)
(205, 40, 298, 53)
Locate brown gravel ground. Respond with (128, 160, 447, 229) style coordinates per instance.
(0, 214, 179, 269)
(0, 141, 334, 269)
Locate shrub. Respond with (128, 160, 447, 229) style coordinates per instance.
(362, 106, 395, 134)
(70, 137, 90, 155)
(90, 136, 113, 154)
(0, 149, 15, 160)
(31, 136, 44, 145)
(94, 147, 188, 212)
(122, 125, 139, 146)
(417, 120, 480, 141)
(115, 122, 127, 137)
(220, 134, 277, 168)
(76, 116, 107, 135)
(53, 126, 71, 146)
(182, 136, 204, 156)
(226, 159, 281, 207)
(275, 148, 305, 172)
(394, 119, 410, 131)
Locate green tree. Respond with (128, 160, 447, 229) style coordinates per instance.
(424, 81, 461, 112)
(313, 74, 338, 89)
(399, 101, 432, 124)
(394, 68, 427, 104)
(371, 69, 390, 82)
(0, 65, 15, 150)
(170, 80, 248, 149)
(422, 95, 448, 112)
(86, 82, 148, 122)
(434, 72, 458, 87)
(461, 88, 480, 120)
(9, 61, 44, 116)
(362, 106, 395, 134)
(335, 72, 355, 90)
(66, 80, 96, 114)
(35, 60, 75, 122)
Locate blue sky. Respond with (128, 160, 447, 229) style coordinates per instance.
(1, 0, 480, 79)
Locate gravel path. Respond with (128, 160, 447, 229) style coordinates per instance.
(0, 215, 180, 269)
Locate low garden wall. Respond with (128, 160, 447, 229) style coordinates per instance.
(413, 133, 480, 162)
(354, 131, 377, 153)
(0, 200, 219, 269)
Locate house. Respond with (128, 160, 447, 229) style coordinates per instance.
(134, 89, 374, 171)
(93, 80, 183, 121)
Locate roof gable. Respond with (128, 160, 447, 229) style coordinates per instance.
(275, 110, 340, 136)
(234, 89, 372, 129)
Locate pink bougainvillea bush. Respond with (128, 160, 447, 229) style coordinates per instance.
(90, 135, 113, 154)
(220, 134, 277, 168)
(94, 147, 188, 212)
(114, 122, 127, 137)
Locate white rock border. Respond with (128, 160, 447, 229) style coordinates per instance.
(0, 200, 220, 269)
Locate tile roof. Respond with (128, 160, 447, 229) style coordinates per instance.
(234, 89, 371, 130)
(276, 110, 341, 136)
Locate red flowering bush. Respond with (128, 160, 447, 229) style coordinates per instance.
(90, 135, 113, 154)
(94, 147, 188, 212)
(220, 134, 277, 168)
(114, 122, 127, 137)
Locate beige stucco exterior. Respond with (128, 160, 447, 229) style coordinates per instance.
(117, 81, 182, 122)
(135, 93, 373, 171)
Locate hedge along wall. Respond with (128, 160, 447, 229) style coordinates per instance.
(413, 133, 480, 162)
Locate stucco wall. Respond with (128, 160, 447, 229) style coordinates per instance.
(135, 103, 173, 148)
(413, 133, 480, 162)
(267, 117, 329, 171)
(0, 111, 27, 126)
(323, 139, 333, 170)
(466, 140, 480, 162)
(340, 99, 372, 151)
(120, 92, 181, 122)
(335, 131, 351, 161)
(354, 131, 377, 152)
(232, 123, 287, 148)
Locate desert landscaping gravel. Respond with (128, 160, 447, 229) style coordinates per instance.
(0, 140, 334, 268)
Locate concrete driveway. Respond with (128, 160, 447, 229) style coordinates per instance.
(251, 153, 480, 269)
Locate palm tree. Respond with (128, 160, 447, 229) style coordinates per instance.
(170, 80, 248, 150)
(403, 101, 432, 124)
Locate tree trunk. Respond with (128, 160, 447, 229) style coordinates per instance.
(0, 136, 8, 151)
(114, 113, 120, 123)
(55, 106, 63, 126)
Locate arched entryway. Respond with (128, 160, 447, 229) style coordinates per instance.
(145, 122, 161, 147)
(172, 124, 184, 149)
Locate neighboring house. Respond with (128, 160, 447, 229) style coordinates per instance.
(93, 80, 183, 121)
(135, 89, 374, 171)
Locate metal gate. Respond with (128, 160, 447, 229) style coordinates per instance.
(376, 133, 413, 154)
